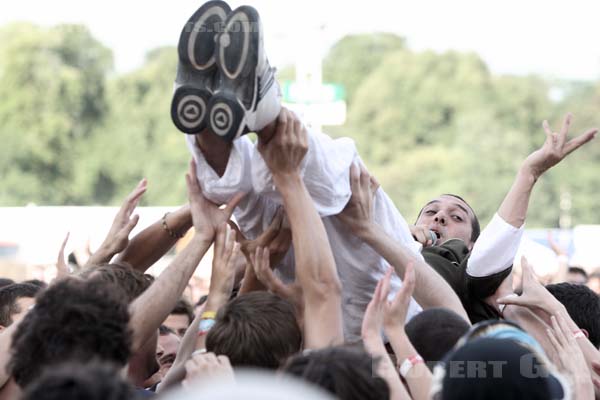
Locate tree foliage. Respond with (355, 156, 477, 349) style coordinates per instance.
(1, 25, 599, 228)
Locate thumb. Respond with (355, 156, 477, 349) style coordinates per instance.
(497, 293, 523, 305)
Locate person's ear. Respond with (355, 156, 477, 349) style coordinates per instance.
(582, 328, 590, 339)
(0, 325, 5, 333)
(467, 241, 475, 252)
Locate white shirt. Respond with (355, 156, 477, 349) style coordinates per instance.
(185, 129, 423, 341)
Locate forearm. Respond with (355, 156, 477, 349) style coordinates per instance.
(497, 166, 537, 228)
(116, 206, 192, 272)
(361, 224, 468, 321)
(274, 172, 343, 347)
(129, 235, 211, 352)
(274, 173, 340, 295)
(385, 327, 432, 400)
(363, 334, 411, 400)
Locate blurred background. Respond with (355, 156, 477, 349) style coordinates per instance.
(1, 0, 599, 284)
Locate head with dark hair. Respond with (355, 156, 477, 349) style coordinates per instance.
(78, 263, 153, 303)
(206, 292, 301, 369)
(283, 345, 390, 400)
(416, 194, 480, 249)
(21, 279, 48, 289)
(0, 278, 14, 288)
(0, 283, 42, 328)
(546, 282, 600, 347)
(566, 266, 588, 285)
(9, 278, 131, 388)
(22, 361, 138, 400)
(405, 308, 470, 367)
(434, 338, 565, 400)
(164, 298, 194, 337)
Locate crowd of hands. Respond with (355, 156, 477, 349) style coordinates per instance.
(4, 109, 600, 399)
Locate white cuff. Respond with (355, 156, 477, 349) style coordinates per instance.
(466, 213, 524, 277)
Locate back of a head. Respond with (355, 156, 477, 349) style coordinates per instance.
(206, 291, 301, 369)
(283, 345, 390, 400)
(0, 283, 42, 327)
(546, 282, 600, 347)
(405, 308, 470, 366)
(0, 278, 15, 289)
(9, 278, 131, 388)
(79, 263, 153, 303)
(22, 361, 137, 400)
(436, 338, 564, 400)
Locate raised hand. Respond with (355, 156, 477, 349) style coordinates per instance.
(409, 224, 435, 247)
(257, 108, 308, 177)
(497, 256, 559, 313)
(183, 352, 234, 388)
(86, 179, 147, 266)
(231, 207, 292, 268)
(207, 223, 241, 309)
(55, 232, 70, 278)
(337, 163, 380, 236)
(523, 113, 597, 180)
(361, 267, 392, 340)
(186, 159, 245, 242)
(250, 246, 304, 321)
(383, 261, 416, 331)
(546, 314, 593, 399)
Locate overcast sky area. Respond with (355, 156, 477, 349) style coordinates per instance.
(1, 0, 599, 81)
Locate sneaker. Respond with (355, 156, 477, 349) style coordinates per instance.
(206, 5, 282, 142)
(171, 1, 232, 135)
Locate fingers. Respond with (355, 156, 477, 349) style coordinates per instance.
(557, 113, 572, 148)
(258, 208, 284, 244)
(564, 128, 597, 156)
(56, 232, 70, 274)
(550, 315, 568, 347)
(186, 159, 203, 202)
(215, 223, 228, 258)
(380, 267, 392, 302)
(542, 120, 554, 139)
(496, 293, 523, 306)
(124, 214, 140, 234)
(223, 192, 246, 217)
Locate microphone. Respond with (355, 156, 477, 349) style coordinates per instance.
(413, 230, 438, 246)
(428, 230, 438, 246)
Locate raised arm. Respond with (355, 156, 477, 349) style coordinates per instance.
(467, 114, 597, 278)
(337, 164, 468, 321)
(128, 161, 244, 353)
(115, 205, 192, 272)
(85, 179, 147, 267)
(258, 108, 343, 349)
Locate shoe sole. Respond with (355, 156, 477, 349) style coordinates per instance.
(171, 1, 231, 135)
(207, 5, 261, 141)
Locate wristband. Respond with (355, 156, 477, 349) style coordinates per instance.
(573, 330, 586, 339)
(201, 311, 217, 320)
(162, 212, 184, 239)
(399, 355, 424, 378)
(198, 318, 215, 336)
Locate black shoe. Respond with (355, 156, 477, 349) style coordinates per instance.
(206, 5, 281, 142)
(171, 1, 232, 135)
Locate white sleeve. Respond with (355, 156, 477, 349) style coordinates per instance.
(466, 213, 524, 277)
(251, 125, 357, 217)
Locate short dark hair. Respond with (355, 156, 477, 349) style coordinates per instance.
(78, 263, 153, 303)
(0, 278, 14, 288)
(283, 345, 390, 400)
(9, 278, 132, 388)
(0, 283, 41, 326)
(546, 282, 600, 347)
(171, 298, 194, 325)
(22, 361, 138, 400)
(405, 308, 470, 366)
(417, 194, 480, 243)
(21, 279, 48, 289)
(567, 266, 588, 280)
(206, 292, 301, 369)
